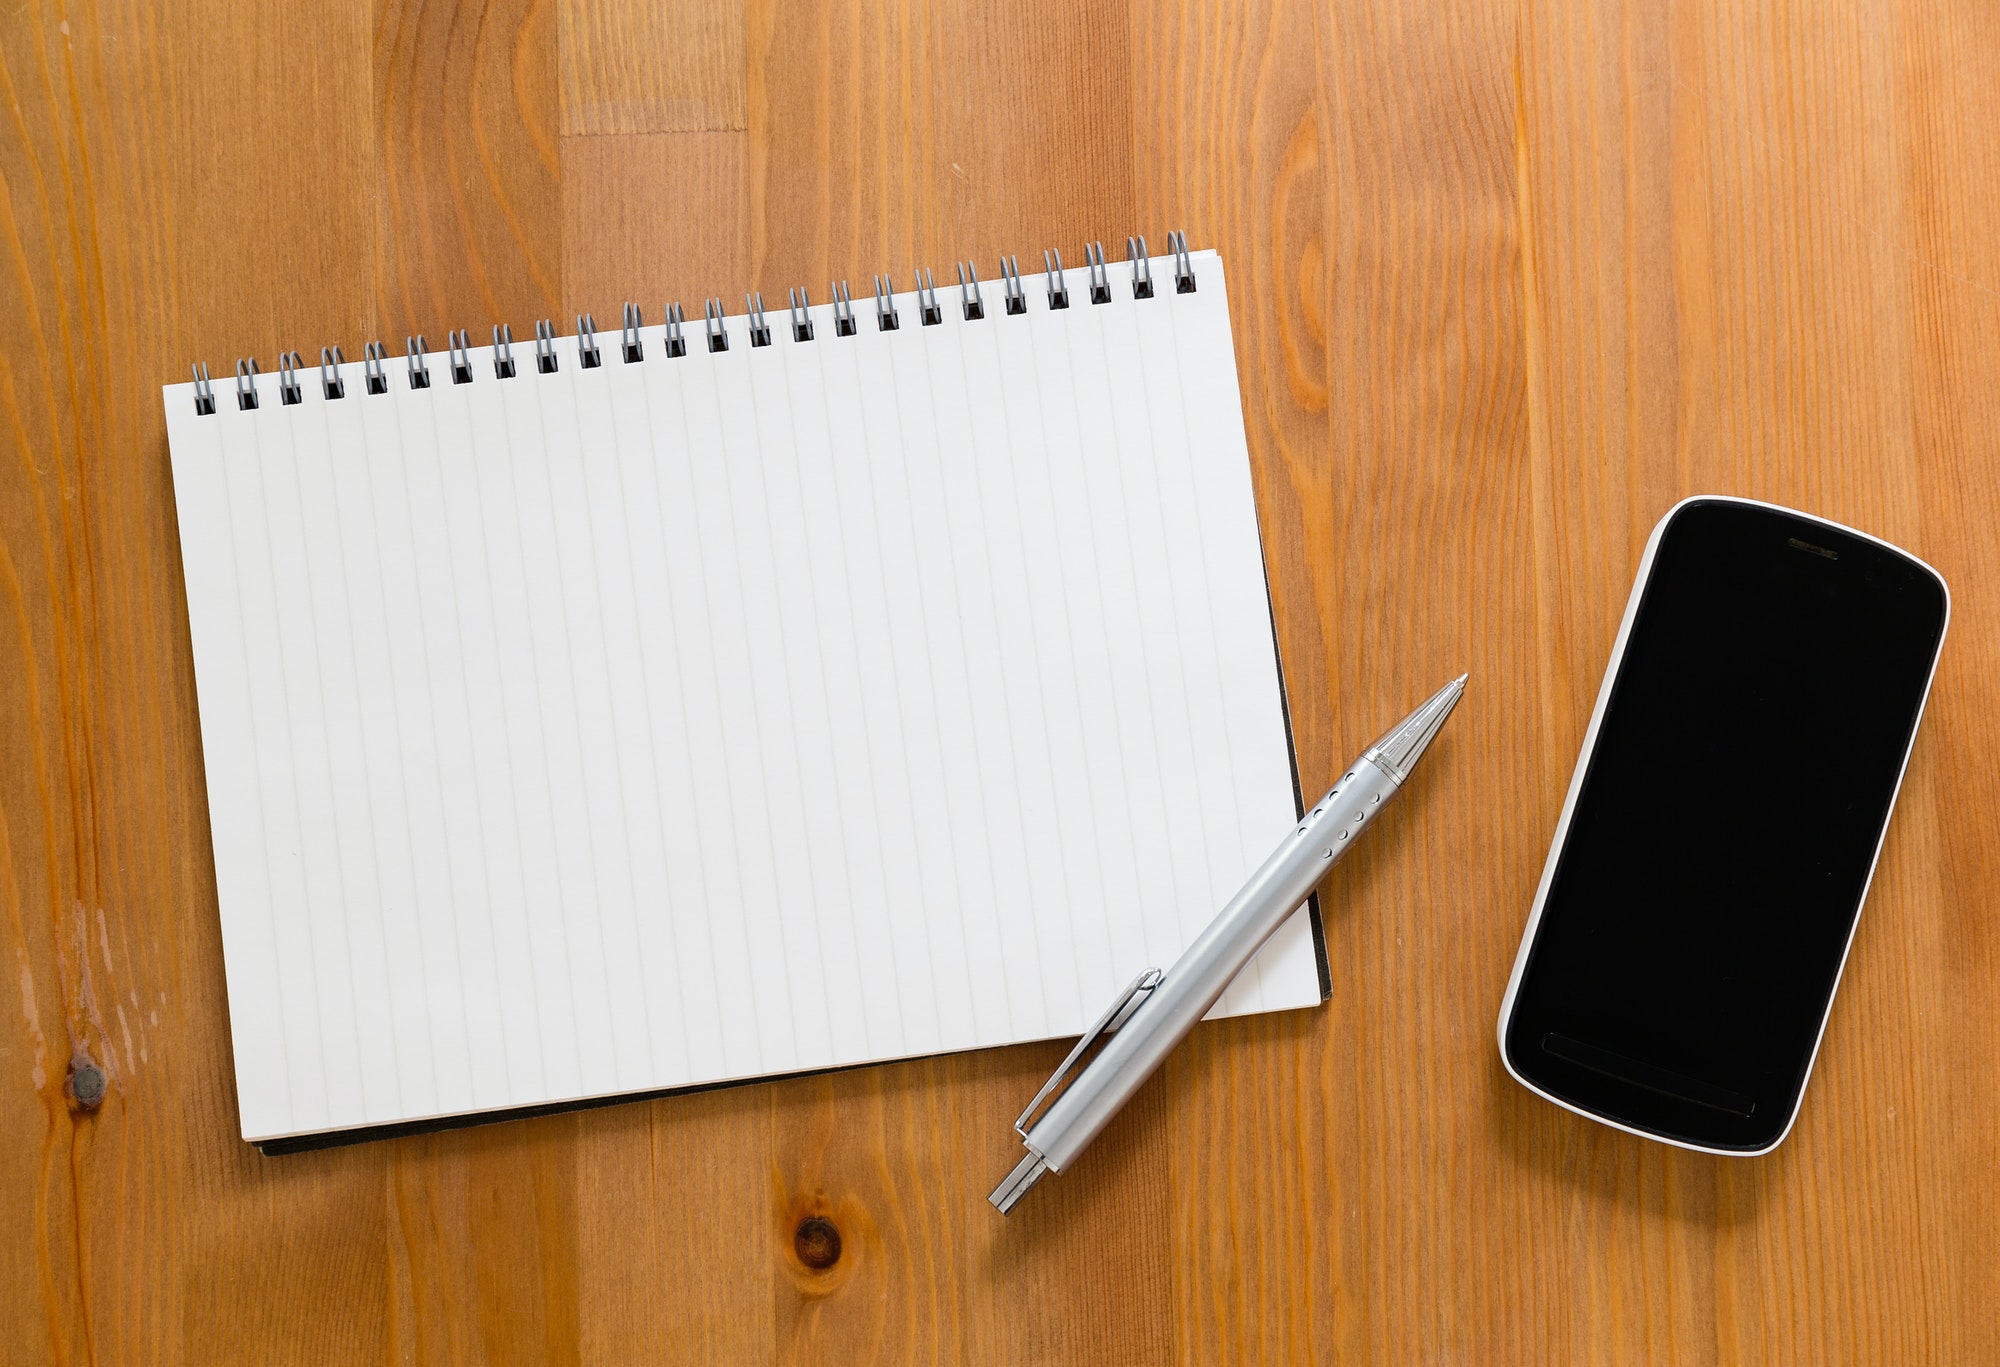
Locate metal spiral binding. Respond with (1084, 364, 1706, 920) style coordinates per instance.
(191, 362, 216, 415)
(183, 231, 1197, 412)
(915, 269, 942, 326)
(1085, 243, 1111, 304)
(956, 263, 985, 320)
(1000, 256, 1026, 315)
(1168, 230, 1196, 292)
(276, 352, 304, 405)
(277, 353, 303, 405)
(320, 346, 346, 399)
(621, 304, 644, 362)
(282, 353, 308, 404)
(1127, 237, 1154, 299)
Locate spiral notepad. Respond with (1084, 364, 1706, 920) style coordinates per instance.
(164, 235, 1326, 1150)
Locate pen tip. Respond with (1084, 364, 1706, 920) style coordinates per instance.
(1364, 675, 1468, 783)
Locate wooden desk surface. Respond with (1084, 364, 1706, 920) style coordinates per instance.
(3, 0, 1995, 1360)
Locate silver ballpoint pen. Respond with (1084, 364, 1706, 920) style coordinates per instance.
(990, 674, 1467, 1214)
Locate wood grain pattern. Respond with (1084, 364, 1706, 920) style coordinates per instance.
(2, 0, 1996, 1360)
(559, 0, 745, 135)
(374, 0, 562, 341)
(560, 130, 750, 321)
(743, 0, 1136, 297)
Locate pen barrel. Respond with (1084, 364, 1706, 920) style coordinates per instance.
(1024, 754, 1405, 1172)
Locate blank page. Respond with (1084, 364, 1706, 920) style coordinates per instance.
(164, 249, 1323, 1144)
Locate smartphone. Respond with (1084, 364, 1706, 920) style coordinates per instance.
(1498, 496, 1948, 1153)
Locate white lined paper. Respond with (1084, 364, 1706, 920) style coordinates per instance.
(165, 252, 1323, 1143)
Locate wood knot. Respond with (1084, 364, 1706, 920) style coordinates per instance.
(69, 1061, 106, 1109)
(793, 1215, 841, 1271)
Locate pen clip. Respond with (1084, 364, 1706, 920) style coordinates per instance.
(1015, 967, 1164, 1138)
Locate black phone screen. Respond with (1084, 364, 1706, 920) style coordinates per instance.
(1503, 500, 1947, 1150)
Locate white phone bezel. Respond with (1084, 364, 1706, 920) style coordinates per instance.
(1495, 494, 1951, 1156)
